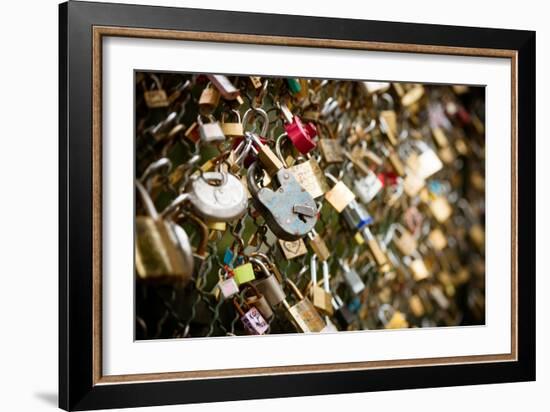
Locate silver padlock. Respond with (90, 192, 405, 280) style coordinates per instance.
(250, 256, 286, 306)
(342, 200, 373, 232)
(163, 170, 248, 222)
(197, 114, 226, 144)
(339, 259, 365, 295)
(187, 171, 248, 222)
(354, 171, 383, 204)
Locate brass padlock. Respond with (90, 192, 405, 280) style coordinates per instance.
(278, 238, 307, 260)
(319, 138, 344, 163)
(282, 279, 326, 333)
(143, 74, 169, 108)
(198, 82, 220, 114)
(362, 227, 391, 272)
(324, 173, 356, 213)
(392, 224, 418, 256)
(308, 229, 331, 261)
(308, 255, 333, 315)
(135, 181, 194, 284)
(221, 109, 244, 138)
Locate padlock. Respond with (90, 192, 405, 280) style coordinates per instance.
(406, 252, 430, 281)
(286, 78, 302, 94)
(197, 114, 226, 144)
(183, 170, 248, 222)
(221, 109, 244, 138)
(232, 262, 255, 286)
(243, 283, 274, 321)
(392, 223, 418, 256)
(406, 141, 443, 180)
(332, 294, 355, 329)
(339, 260, 365, 295)
(319, 138, 344, 163)
(401, 84, 425, 107)
(307, 229, 331, 261)
(282, 279, 325, 333)
(361, 227, 391, 272)
(428, 228, 447, 251)
(353, 171, 383, 204)
(378, 304, 409, 329)
(198, 83, 221, 114)
(249, 76, 262, 89)
(278, 238, 308, 260)
(362, 81, 390, 95)
(206, 74, 240, 100)
(376, 93, 398, 146)
(143, 74, 169, 108)
(342, 200, 373, 232)
(250, 256, 286, 306)
(429, 196, 453, 223)
(233, 298, 269, 335)
(403, 173, 426, 197)
(175, 213, 210, 260)
(283, 115, 318, 155)
(289, 158, 329, 199)
(409, 294, 425, 318)
(383, 144, 406, 177)
(275, 133, 329, 199)
(247, 161, 318, 241)
(324, 173, 356, 213)
(134, 181, 194, 284)
(308, 255, 333, 315)
(217, 271, 239, 299)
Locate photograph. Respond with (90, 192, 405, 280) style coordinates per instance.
(134, 72, 486, 339)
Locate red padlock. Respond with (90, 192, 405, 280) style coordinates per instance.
(284, 116, 317, 155)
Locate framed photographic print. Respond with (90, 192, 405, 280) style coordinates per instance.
(59, 1, 535, 410)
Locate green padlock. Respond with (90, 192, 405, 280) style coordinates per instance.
(233, 262, 255, 285)
(286, 78, 302, 94)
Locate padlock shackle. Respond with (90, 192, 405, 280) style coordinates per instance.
(285, 278, 304, 301)
(249, 257, 271, 280)
(242, 107, 269, 136)
(274, 132, 290, 168)
(160, 193, 190, 219)
(310, 254, 318, 284)
(135, 180, 159, 220)
(232, 298, 246, 317)
(246, 161, 262, 196)
(140, 157, 172, 185)
(176, 213, 209, 258)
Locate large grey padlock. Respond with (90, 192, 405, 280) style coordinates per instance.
(247, 161, 318, 241)
(187, 171, 247, 222)
(250, 256, 286, 306)
(197, 114, 226, 144)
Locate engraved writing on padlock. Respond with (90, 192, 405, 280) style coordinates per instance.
(289, 158, 330, 199)
(135, 181, 194, 284)
(233, 299, 269, 335)
(278, 238, 307, 259)
(247, 161, 318, 241)
(197, 114, 226, 144)
(283, 279, 325, 333)
(185, 171, 248, 222)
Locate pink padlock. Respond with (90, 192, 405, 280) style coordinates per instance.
(284, 116, 318, 155)
(233, 299, 269, 335)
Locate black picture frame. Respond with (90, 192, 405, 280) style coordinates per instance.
(59, 1, 536, 410)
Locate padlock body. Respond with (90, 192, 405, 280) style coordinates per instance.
(287, 299, 325, 332)
(199, 121, 226, 143)
(233, 263, 256, 285)
(135, 217, 193, 283)
(241, 307, 269, 335)
(253, 275, 286, 306)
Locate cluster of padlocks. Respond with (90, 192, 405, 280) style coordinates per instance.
(134, 72, 486, 339)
